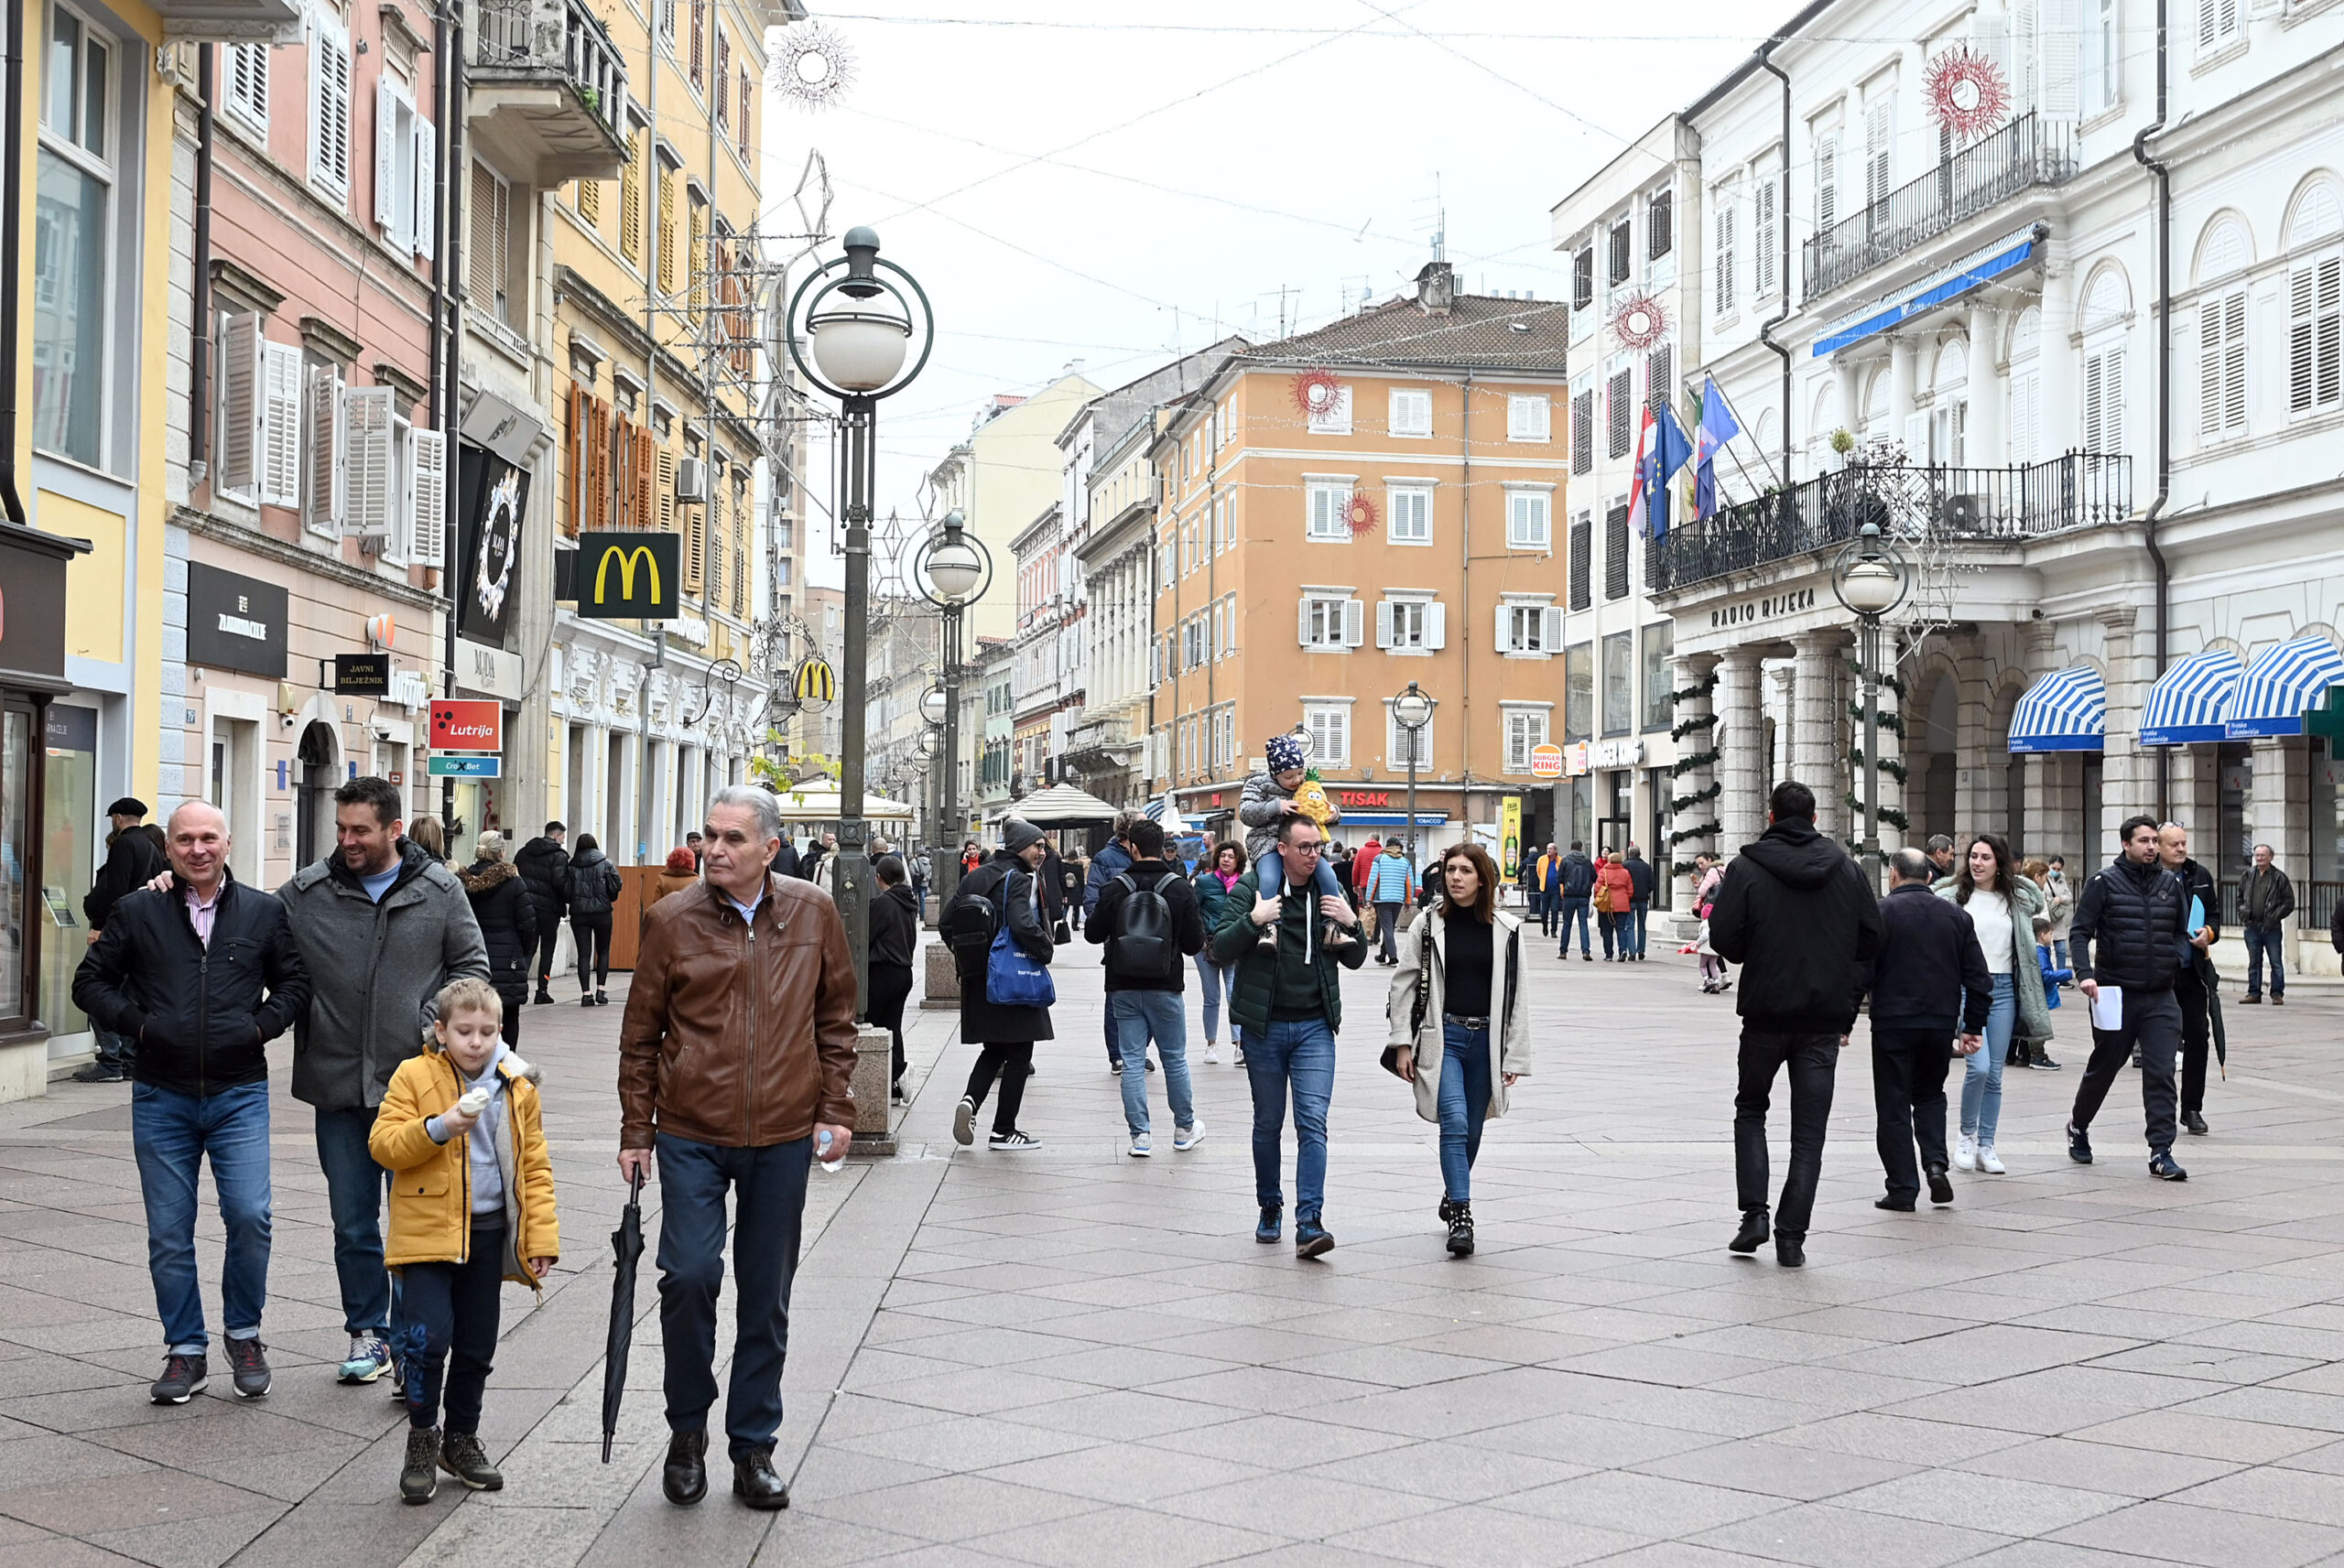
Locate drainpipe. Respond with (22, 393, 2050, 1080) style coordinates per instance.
(0, 0, 29, 524)
(440, 0, 469, 829)
(191, 45, 216, 487)
(1757, 38, 1795, 481)
(2132, 0, 2172, 816)
(1460, 372, 1472, 786)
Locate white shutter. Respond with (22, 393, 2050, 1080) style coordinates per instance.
(217, 312, 263, 494)
(1425, 601, 1446, 651)
(1904, 412, 1929, 461)
(410, 427, 448, 566)
(1375, 598, 1394, 649)
(342, 385, 396, 537)
(1971, 14, 2013, 109)
(2012, 0, 2039, 104)
(412, 115, 437, 260)
(374, 78, 398, 239)
(261, 341, 303, 507)
(1543, 606, 1566, 653)
(311, 15, 352, 198)
(1815, 135, 1838, 232)
(1297, 596, 1313, 647)
(1864, 101, 1894, 208)
(1494, 604, 1513, 652)
(1343, 597, 1365, 648)
(2039, 0, 2081, 120)
(224, 43, 268, 132)
(305, 362, 343, 533)
(2012, 368, 2041, 463)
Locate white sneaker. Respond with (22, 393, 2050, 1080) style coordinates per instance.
(1128, 1133, 1153, 1158)
(1174, 1119, 1206, 1152)
(952, 1096, 975, 1147)
(1203, 1043, 1220, 1065)
(1978, 1145, 2006, 1174)
(1954, 1134, 1978, 1172)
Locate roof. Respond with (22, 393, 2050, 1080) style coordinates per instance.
(1062, 336, 1248, 454)
(1233, 291, 1570, 373)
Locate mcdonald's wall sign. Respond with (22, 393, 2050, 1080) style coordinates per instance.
(574, 532, 680, 619)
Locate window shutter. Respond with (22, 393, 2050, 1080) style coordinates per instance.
(1297, 596, 1313, 647)
(1572, 389, 1594, 472)
(218, 312, 263, 493)
(261, 341, 303, 507)
(1648, 190, 1674, 258)
(1375, 597, 1394, 649)
(621, 134, 645, 265)
(689, 0, 705, 86)
(588, 399, 613, 535)
(341, 386, 396, 537)
(714, 29, 731, 125)
(1608, 220, 1631, 286)
(1494, 603, 1513, 652)
(1904, 410, 1930, 460)
(686, 496, 706, 593)
(2039, 0, 2081, 120)
(410, 427, 448, 567)
(411, 114, 436, 260)
(2219, 293, 2247, 433)
(1608, 369, 1633, 457)
(1816, 136, 1838, 233)
(1605, 503, 1631, 600)
(1647, 345, 1674, 415)
(2201, 300, 2227, 438)
(1754, 178, 1777, 295)
(1573, 247, 1593, 309)
(2012, 368, 2040, 463)
(1543, 606, 1565, 652)
(1343, 598, 1364, 648)
(313, 15, 353, 198)
(1714, 202, 1735, 313)
(374, 79, 399, 243)
(1425, 601, 1446, 651)
(305, 363, 343, 532)
(1569, 516, 1592, 611)
(225, 42, 268, 131)
(636, 429, 657, 531)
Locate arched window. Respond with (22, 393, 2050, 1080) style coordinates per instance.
(2009, 306, 2043, 464)
(2286, 180, 2343, 416)
(2198, 217, 2252, 441)
(2079, 265, 2131, 450)
(1861, 367, 1888, 438)
(1931, 339, 1970, 465)
(1810, 383, 1836, 473)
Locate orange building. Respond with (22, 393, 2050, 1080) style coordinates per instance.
(1149, 264, 1576, 852)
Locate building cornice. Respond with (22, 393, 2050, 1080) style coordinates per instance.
(174, 505, 445, 613)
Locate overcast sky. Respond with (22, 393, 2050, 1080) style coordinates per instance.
(767, 2, 1780, 589)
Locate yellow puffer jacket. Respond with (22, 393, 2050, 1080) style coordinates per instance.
(369, 1049, 559, 1287)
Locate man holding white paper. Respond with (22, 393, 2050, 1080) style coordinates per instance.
(2065, 816, 2191, 1181)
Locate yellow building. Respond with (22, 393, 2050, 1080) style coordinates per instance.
(958, 373, 1098, 644)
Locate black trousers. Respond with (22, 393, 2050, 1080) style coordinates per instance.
(868, 961, 913, 1085)
(2073, 987, 2181, 1152)
(964, 1042, 1033, 1135)
(533, 914, 561, 989)
(401, 1219, 505, 1433)
(570, 914, 613, 988)
(2176, 968, 2212, 1118)
(493, 983, 526, 1045)
(1734, 1030, 1839, 1240)
(1871, 1027, 1952, 1202)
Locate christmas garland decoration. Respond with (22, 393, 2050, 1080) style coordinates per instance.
(1842, 656, 1911, 838)
(1666, 669, 1721, 874)
(1611, 293, 1669, 352)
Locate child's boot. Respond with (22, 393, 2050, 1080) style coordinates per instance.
(439, 1430, 505, 1491)
(401, 1427, 440, 1503)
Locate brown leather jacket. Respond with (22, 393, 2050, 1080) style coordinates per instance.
(617, 873, 859, 1149)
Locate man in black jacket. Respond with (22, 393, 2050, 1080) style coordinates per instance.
(2158, 822, 2221, 1137)
(867, 855, 919, 1101)
(73, 803, 311, 1405)
(1708, 782, 1883, 1268)
(74, 797, 168, 1082)
(1089, 818, 1207, 1157)
(1556, 842, 1597, 959)
(2238, 843, 2294, 1006)
(2067, 816, 2190, 1179)
(1859, 849, 1990, 1212)
(513, 823, 569, 1004)
(1623, 846, 1657, 960)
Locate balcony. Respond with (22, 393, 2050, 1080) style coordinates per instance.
(153, 0, 301, 42)
(1803, 114, 2076, 300)
(1646, 452, 2132, 595)
(468, 0, 631, 185)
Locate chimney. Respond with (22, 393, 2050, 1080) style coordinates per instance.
(1415, 260, 1455, 316)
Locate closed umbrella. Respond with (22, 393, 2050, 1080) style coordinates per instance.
(2203, 954, 2228, 1076)
(601, 1169, 646, 1463)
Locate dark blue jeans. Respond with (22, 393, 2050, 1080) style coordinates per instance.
(134, 1080, 272, 1354)
(1437, 1022, 1492, 1204)
(1245, 1017, 1336, 1224)
(656, 1132, 812, 1461)
(1558, 897, 1591, 954)
(315, 1105, 394, 1337)
(1630, 901, 1651, 956)
(2244, 924, 2284, 998)
(399, 1218, 504, 1433)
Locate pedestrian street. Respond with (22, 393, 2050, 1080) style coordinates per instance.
(5, 941, 2344, 1568)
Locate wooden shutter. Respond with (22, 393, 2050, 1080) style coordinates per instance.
(305, 362, 343, 532)
(657, 447, 676, 533)
(261, 341, 303, 507)
(1816, 135, 1838, 233)
(1569, 515, 1592, 611)
(564, 384, 587, 536)
(374, 78, 401, 244)
(620, 134, 644, 264)
(2290, 257, 2342, 414)
(689, 0, 705, 87)
(635, 429, 657, 532)
(714, 30, 731, 127)
(1647, 345, 1674, 416)
(1572, 389, 1594, 472)
(410, 427, 447, 567)
(587, 396, 613, 535)
(217, 311, 263, 494)
(342, 386, 396, 537)
(685, 495, 706, 594)
(738, 65, 753, 158)
(1425, 601, 1446, 651)
(1605, 503, 1630, 600)
(657, 170, 677, 294)
(1543, 606, 1565, 652)
(578, 178, 600, 225)
(2039, 0, 2080, 120)
(411, 114, 436, 261)
(311, 14, 352, 198)
(1342, 598, 1364, 648)
(1754, 178, 1777, 295)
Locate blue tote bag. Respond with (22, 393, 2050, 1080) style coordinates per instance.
(986, 876, 1056, 1008)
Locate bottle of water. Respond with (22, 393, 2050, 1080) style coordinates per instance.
(816, 1129, 843, 1173)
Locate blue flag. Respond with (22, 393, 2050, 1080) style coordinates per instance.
(1642, 402, 1694, 540)
(1693, 376, 1742, 521)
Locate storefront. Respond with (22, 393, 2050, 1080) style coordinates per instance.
(1, 524, 89, 1099)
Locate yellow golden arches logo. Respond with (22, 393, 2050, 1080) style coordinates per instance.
(794, 658, 838, 707)
(594, 544, 661, 605)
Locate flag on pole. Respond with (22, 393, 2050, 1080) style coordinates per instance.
(1627, 401, 1696, 539)
(1694, 375, 1742, 521)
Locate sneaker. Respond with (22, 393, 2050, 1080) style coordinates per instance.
(71, 1061, 126, 1083)
(2035, 1046, 2063, 1070)
(2067, 1120, 2093, 1164)
(988, 1130, 1041, 1150)
(1926, 1164, 1955, 1205)
(1128, 1133, 1153, 1158)
(339, 1334, 394, 1385)
(1233, 1047, 1247, 1067)
(400, 1426, 440, 1504)
(1322, 922, 1357, 949)
(952, 1096, 975, 1147)
(223, 1336, 271, 1399)
(2150, 1149, 2188, 1182)
(1255, 1206, 1282, 1244)
(1203, 1043, 1220, 1065)
(1173, 1120, 1206, 1152)
(1954, 1134, 1978, 1172)
(1295, 1221, 1336, 1260)
(150, 1352, 208, 1404)
(439, 1430, 504, 1491)
(1978, 1146, 2006, 1175)
(594, 989, 609, 1007)
(581, 993, 596, 1007)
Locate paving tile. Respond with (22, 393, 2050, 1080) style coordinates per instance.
(1828, 1466, 2132, 1534)
(1630, 1436, 1915, 1500)
(794, 1472, 1101, 1543)
(960, 1503, 1286, 1567)
(2048, 1499, 2344, 1568)
(1325, 1503, 1651, 1566)
(1691, 1499, 2016, 1568)
(1158, 1473, 1446, 1539)
(2166, 1466, 2344, 1527)
(1492, 1469, 1785, 1536)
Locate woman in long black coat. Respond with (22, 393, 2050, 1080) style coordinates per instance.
(951, 824, 1054, 1150)
(458, 830, 538, 1044)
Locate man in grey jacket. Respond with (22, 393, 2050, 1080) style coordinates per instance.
(279, 776, 488, 1387)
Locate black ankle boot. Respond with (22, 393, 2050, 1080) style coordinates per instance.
(663, 1429, 708, 1506)
(1446, 1204, 1475, 1257)
(400, 1427, 440, 1504)
(1729, 1209, 1770, 1254)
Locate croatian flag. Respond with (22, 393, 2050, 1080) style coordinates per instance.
(1627, 402, 1696, 539)
(1693, 375, 1742, 521)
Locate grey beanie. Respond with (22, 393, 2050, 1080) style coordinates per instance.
(1002, 818, 1045, 856)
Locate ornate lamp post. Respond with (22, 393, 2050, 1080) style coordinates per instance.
(1830, 523, 1911, 892)
(916, 510, 991, 915)
(786, 227, 934, 1015)
(1390, 681, 1437, 877)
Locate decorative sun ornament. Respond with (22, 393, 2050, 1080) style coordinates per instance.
(1925, 46, 2011, 139)
(770, 21, 856, 108)
(1344, 492, 1379, 535)
(1290, 367, 1343, 418)
(1610, 293, 1668, 351)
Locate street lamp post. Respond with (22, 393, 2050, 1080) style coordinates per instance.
(787, 227, 935, 1016)
(1391, 681, 1436, 879)
(917, 510, 991, 916)
(1829, 523, 1911, 893)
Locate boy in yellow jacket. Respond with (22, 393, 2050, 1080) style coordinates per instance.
(370, 978, 559, 1503)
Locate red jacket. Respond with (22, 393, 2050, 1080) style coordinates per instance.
(1593, 861, 1634, 914)
(1352, 843, 1381, 893)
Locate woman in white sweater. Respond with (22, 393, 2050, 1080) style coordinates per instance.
(1936, 834, 2048, 1173)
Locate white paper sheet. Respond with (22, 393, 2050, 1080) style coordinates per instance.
(2089, 985, 2124, 1031)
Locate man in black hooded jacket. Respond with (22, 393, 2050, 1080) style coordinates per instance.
(2067, 815, 2191, 1180)
(1707, 781, 1883, 1268)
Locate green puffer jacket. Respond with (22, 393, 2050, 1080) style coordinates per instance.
(1207, 867, 1369, 1034)
(1934, 873, 2053, 1044)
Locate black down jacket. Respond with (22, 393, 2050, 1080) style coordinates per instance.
(953, 852, 1055, 1044)
(567, 847, 622, 916)
(2069, 854, 2187, 992)
(514, 835, 570, 927)
(1708, 817, 1883, 1034)
(459, 859, 540, 991)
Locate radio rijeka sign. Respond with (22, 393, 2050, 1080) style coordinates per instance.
(429, 699, 503, 753)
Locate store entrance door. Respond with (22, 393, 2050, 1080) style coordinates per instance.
(296, 721, 339, 868)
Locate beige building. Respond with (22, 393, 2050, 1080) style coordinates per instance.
(958, 373, 1099, 643)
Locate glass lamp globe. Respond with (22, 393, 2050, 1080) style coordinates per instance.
(1393, 687, 1435, 729)
(919, 686, 950, 726)
(807, 294, 912, 393)
(1839, 558, 1901, 615)
(925, 536, 984, 603)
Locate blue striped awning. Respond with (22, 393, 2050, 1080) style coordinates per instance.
(2224, 635, 2344, 738)
(2140, 648, 2245, 746)
(2008, 665, 2106, 753)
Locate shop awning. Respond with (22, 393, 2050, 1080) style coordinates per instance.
(2007, 665, 2106, 753)
(2140, 648, 2245, 746)
(1001, 782, 1123, 826)
(2224, 635, 2344, 738)
(1813, 228, 2042, 358)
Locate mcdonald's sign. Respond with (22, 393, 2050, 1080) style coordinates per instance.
(575, 532, 679, 619)
(794, 657, 838, 710)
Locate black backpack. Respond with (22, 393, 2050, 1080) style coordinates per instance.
(940, 868, 1003, 955)
(1107, 871, 1180, 981)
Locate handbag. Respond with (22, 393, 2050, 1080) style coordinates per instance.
(985, 878, 1057, 1008)
(1053, 918, 1071, 944)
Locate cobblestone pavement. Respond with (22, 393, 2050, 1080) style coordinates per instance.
(5, 928, 2344, 1568)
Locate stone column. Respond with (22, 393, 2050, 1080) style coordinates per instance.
(1888, 336, 1920, 457)
(1967, 302, 2005, 466)
(1667, 653, 1721, 907)
(1948, 631, 1996, 838)
(2169, 743, 2217, 835)
(1833, 355, 1861, 450)
(2097, 607, 2144, 851)
(1792, 630, 1850, 838)
(1718, 648, 1768, 852)
(2039, 247, 2078, 456)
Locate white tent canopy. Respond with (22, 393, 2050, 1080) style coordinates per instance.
(993, 783, 1122, 826)
(767, 784, 914, 823)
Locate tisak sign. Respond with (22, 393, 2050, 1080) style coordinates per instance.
(576, 532, 680, 619)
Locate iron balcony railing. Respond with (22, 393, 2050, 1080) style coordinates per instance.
(1646, 452, 2132, 595)
(1804, 114, 2077, 299)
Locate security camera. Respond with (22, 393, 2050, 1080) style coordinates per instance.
(281, 713, 298, 730)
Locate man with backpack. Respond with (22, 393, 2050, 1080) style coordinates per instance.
(1082, 815, 1139, 1073)
(1556, 842, 1597, 959)
(1088, 819, 1207, 1158)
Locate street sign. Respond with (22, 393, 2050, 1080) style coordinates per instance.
(428, 755, 502, 777)
(332, 653, 391, 695)
(794, 657, 837, 712)
(1530, 742, 1564, 778)
(575, 532, 680, 619)
(429, 698, 504, 752)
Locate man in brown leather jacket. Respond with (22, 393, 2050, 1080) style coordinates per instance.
(616, 784, 857, 1513)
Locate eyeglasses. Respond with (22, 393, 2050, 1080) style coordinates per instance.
(1287, 842, 1324, 856)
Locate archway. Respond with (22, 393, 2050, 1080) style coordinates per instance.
(296, 720, 340, 869)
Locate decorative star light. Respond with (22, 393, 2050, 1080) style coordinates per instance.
(1290, 367, 1343, 418)
(1611, 293, 1668, 351)
(770, 21, 855, 109)
(1925, 46, 2011, 139)
(1344, 492, 1378, 535)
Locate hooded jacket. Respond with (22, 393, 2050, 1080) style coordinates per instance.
(565, 846, 621, 917)
(1708, 818, 1883, 1033)
(870, 881, 919, 969)
(371, 1042, 559, 1284)
(513, 835, 570, 925)
(1208, 864, 1369, 1033)
(2070, 854, 2187, 992)
(1557, 850, 1597, 899)
(459, 859, 539, 989)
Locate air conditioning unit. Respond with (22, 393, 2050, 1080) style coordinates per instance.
(1938, 493, 1983, 530)
(676, 456, 708, 504)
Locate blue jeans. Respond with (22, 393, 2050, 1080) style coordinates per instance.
(1558, 897, 1591, 954)
(656, 1131, 812, 1462)
(315, 1105, 396, 1337)
(1438, 1022, 1492, 1204)
(1194, 953, 1240, 1047)
(1962, 972, 2016, 1146)
(2244, 924, 2284, 998)
(1115, 990, 1195, 1138)
(1245, 1017, 1336, 1223)
(1257, 854, 1347, 909)
(1630, 902, 1650, 956)
(134, 1081, 272, 1354)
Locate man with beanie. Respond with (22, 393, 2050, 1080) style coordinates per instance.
(76, 797, 168, 1082)
(1238, 734, 1353, 950)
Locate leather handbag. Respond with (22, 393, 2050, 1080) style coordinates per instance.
(985, 879, 1056, 1008)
